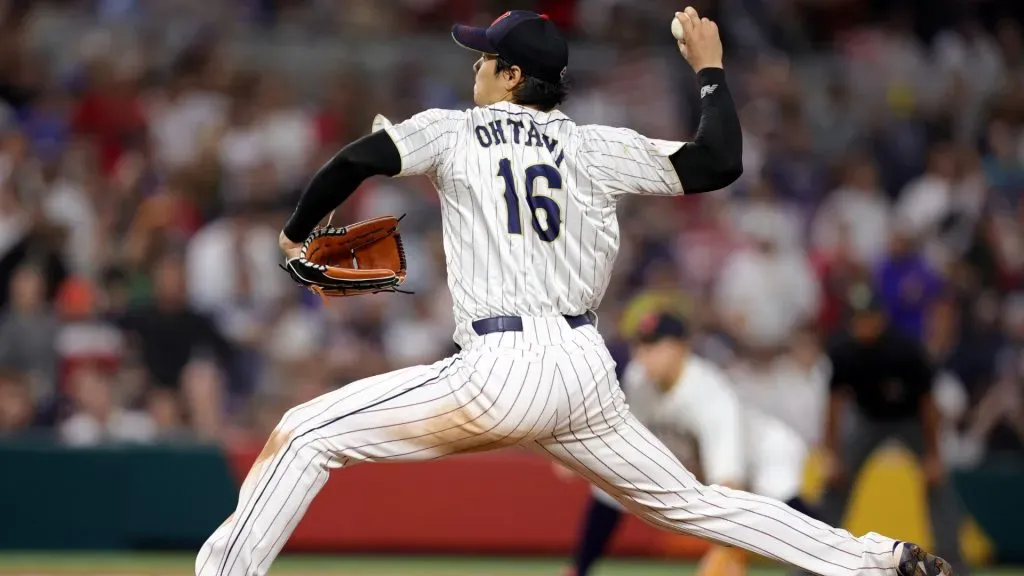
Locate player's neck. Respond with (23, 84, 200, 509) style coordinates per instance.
(492, 96, 544, 112)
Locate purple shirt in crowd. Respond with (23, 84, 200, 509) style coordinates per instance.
(875, 255, 944, 341)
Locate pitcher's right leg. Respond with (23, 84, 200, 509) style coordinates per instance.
(196, 358, 460, 576)
(196, 345, 543, 576)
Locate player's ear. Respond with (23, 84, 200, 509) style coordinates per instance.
(502, 65, 523, 89)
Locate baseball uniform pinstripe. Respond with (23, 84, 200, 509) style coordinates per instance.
(591, 356, 809, 508)
(196, 104, 898, 576)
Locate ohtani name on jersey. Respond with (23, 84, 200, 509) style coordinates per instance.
(474, 119, 565, 167)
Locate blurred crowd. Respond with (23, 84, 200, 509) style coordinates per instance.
(0, 0, 1021, 468)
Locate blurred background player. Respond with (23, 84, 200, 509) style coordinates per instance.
(821, 285, 969, 575)
(560, 311, 818, 576)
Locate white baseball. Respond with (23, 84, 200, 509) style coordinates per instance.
(371, 114, 393, 133)
(671, 16, 685, 42)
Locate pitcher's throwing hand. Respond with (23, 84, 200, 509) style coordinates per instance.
(674, 6, 723, 72)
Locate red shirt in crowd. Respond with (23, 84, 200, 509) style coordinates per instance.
(72, 87, 147, 175)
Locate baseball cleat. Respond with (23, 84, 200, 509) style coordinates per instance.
(894, 542, 955, 576)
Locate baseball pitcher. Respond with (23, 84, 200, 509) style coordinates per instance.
(196, 9, 955, 576)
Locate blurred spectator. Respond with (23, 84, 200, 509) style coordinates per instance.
(0, 194, 69, 311)
(932, 369, 975, 467)
(927, 145, 988, 268)
(54, 276, 124, 393)
(0, 368, 35, 437)
(321, 297, 392, 383)
(179, 359, 228, 441)
(382, 294, 454, 366)
(254, 74, 316, 190)
(146, 58, 228, 174)
(964, 371, 1023, 457)
(896, 141, 960, 239)
(0, 181, 31, 295)
(811, 154, 891, 267)
(946, 289, 1004, 401)
(71, 57, 146, 176)
(805, 77, 864, 161)
(736, 100, 768, 187)
(0, 265, 59, 403)
(59, 363, 156, 446)
(761, 111, 828, 210)
(993, 19, 1024, 101)
(117, 253, 233, 440)
(852, 6, 938, 118)
(313, 72, 362, 151)
(18, 85, 71, 164)
(95, 0, 144, 23)
(123, 173, 204, 269)
(0, 20, 39, 115)
(186, 201, 287, 316)
(39, 158, 98, 278)
(982, 117, 1024, 202)
(871, 113, 931, 199)
(812, 235, 872, 337)
(187, 198, 289, 398)
(874, 227, 946, 343)
(562, 72, 629, 131)
(675, 195, 743, 301)
(147, 385, 188, 440)
(730, 178, 804, 252)
(263, 289, 324, 363)
(933, 16, 1005, 144)
(218, 72, 266, 196)
(715, 207, 819, 351)
(964, 294, 1024, 456)
(728, 327, 829, 446)
(565, 37, 685, 140)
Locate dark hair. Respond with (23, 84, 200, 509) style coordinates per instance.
(493, 56, 569, 112)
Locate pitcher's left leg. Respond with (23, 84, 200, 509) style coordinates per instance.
(538, 411, 938, 576)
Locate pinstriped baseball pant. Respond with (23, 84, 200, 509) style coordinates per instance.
(196, 318, 898, 576)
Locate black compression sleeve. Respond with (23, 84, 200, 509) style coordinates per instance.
(669, 67, 743, 193)
(282, 130, 402, 243)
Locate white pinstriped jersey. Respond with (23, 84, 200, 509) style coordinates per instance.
(383, 102, 687, 346)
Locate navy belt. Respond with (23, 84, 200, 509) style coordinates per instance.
(472, 314, 592, 336)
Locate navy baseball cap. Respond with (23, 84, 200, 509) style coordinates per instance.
(452, 10, 569, 85)
(634, 312, 691, 344)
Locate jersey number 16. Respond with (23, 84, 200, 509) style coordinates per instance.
(497, 159, 562, 242)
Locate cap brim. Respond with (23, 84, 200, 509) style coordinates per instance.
(451, 25, 497, 54)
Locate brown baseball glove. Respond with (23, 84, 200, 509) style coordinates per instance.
(281, 215, 408, 298)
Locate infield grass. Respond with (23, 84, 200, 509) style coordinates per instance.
(0, 555, 1021, 576)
